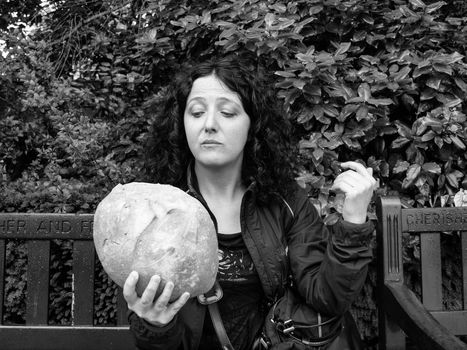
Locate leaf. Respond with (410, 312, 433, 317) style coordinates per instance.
(335, 42, 351, 55)
(445, 98, 462, 108)
(451, 135, 466, 150)
(303, 84, 321, 96)
(347, 97, 364, 104)
(201, 10, 211, 24)
(323, 105, 339, 118)
(362, 15, 375, 24)
(265, 13, 275, 28)
(433, 64, 452, 75)
(368, 98, 394, 106)
(297, 110, 313, 124)
(426, 1, 447, 13)
(453, 189, 467, 207)
(426, 77, 442, 90)
(313, 148, 324, 161)
(357, 83, 371, 101)
(275, 71, 296, 78)
(269, 3, 287, 13)
(342, 136, 361, 150)
(340, 104, 359, 120)
(356, 104, 369, 121)
(401, 94, 416, 110)
(394, 160, 410, 174)
(219, 27, 237, 39)
(455, 78, 467, 91)
(393, 66, 412, 81)
(434, 136, 444, 149)
(312, 105, 324, 120)
(413, 66, 431, 78)
(422, 162, 441, 174)
(421, 130, 436, 141)
(420, 88, 435, 101)
(392, 137, 411, 149)
(395, 121, 413, 138)
(276, 79, 294, 89)
(409, 0, 426, 9)
(277, 19, 296, 31)
(446, 173, 459, 188)
(353, 30, 366, 42)
(309, 5, 324, 15)
(292, 79, 306, 90)
(402, 164, 421, 188)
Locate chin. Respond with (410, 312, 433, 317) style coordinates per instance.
(198, 160, 228, 168)
(195, 156, 234, 169)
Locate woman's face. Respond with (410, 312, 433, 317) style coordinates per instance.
(184, 74, 251, 170)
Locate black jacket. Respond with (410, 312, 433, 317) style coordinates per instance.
(128, 171, 374, 350)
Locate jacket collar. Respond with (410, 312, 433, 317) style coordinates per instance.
(186, 161, 257, 198)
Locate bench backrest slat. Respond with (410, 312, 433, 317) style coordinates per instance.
(463, 233, 467, 310)
(116, 288, 128, 325)
(0, 239, 5, 323)
(0, 214, 94, 240)
(73, 240, 95, 326)
(26, 240, 50, 325)
(433, 310, 467, 335)
(420, 233, 443, 311)
(401, 207, 467, 232)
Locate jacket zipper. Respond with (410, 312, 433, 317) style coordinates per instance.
(239, 190, 277, 304)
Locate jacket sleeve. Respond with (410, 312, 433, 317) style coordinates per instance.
(286, 187, 373, 316)
(128, 311, 184, 350)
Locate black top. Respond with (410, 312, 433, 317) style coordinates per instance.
(199, 232, 266, 350)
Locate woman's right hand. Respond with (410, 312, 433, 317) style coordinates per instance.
(123, 271, 190, 327)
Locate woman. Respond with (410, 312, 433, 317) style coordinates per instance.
(123, 55, 376, 350)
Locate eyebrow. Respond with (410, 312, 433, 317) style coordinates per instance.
(187, 96, 240, 105)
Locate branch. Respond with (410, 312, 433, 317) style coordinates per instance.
(50, 1, 131, 46)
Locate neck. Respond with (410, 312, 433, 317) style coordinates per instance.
(194, 162, 245, 200)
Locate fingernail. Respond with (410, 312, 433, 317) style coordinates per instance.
(150, 275, 160, 285)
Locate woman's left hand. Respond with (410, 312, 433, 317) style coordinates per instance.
(330, 161, 377, 224)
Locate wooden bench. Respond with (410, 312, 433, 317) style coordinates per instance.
(0, 213, 135, 350)
(376, 196, 467, 350)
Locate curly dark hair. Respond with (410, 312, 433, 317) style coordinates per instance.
(143, 55, 298, 203)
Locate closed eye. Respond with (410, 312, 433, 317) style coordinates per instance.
(192, 111, 204, 118)
(221, 111, 236, 117)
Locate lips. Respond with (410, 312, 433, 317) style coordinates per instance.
(201, 140, 222, 145)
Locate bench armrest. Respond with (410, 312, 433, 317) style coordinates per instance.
(383, 281, 467, 350)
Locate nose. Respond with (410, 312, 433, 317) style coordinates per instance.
(203, 108, 218, 133)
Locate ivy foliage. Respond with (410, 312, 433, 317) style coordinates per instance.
(1, 0, 466, 343)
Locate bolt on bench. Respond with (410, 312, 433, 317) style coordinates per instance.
(0, 213, 134, 350)
(376, 196, 467, 350)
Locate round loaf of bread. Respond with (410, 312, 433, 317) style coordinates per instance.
(93, 182, 218, 300)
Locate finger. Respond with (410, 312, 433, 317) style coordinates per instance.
(155, 281, 174, 309)
(336, 173, 377, 195)
(336, 166, 377, 189)
(331, 176, 357, 191)
(123, 271, 139, 305)
(167, 292, 190, 314)
(340, 161, 373, 180)
(331, 182, 355, 196)
(140, 275, 161, 305)
(334, 170, 362, 183)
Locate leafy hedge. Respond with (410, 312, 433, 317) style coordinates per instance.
(1, 0, 466, 345)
